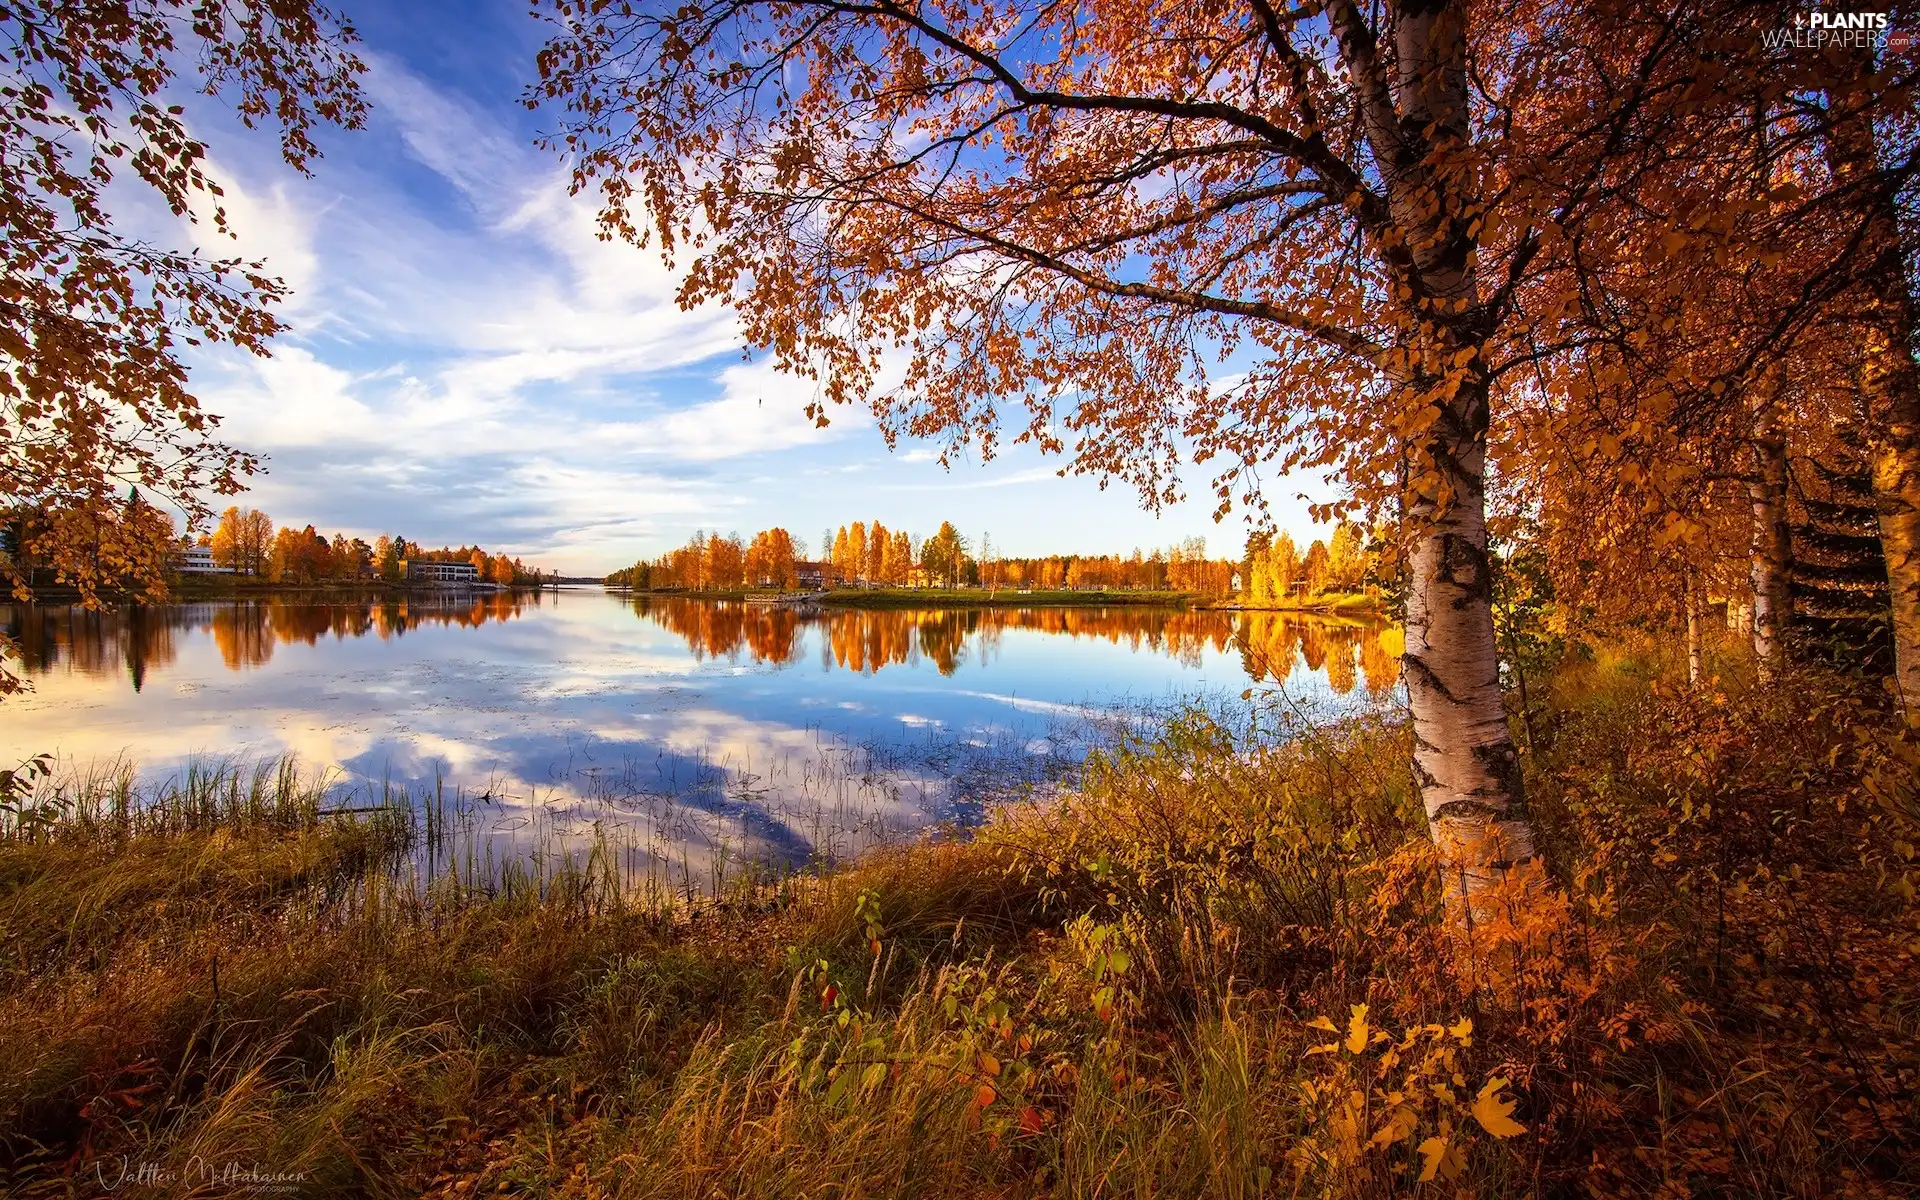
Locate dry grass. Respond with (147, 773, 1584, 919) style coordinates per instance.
(0, 644, 1915, 1197)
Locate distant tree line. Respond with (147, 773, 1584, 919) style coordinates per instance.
(0, 499, 551, 594)
(606, 520, 1244, 595)
(204, 507, 548, 586)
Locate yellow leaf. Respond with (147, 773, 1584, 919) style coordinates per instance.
(1306, 1015, 1338, 1032)
(1417, 1136, 1447, 1182)
(1472, 1077, 1528, 1138)
(1345, 1004, 1370, 1054)
(1370, 1103, 1419, 1147)
(1418, 1133, 1466, 1181)
(1447, 1017, 1473, 1044)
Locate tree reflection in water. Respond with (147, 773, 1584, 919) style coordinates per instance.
(628, 596, 1401, 696)
(4, 590, 547, 684)
(3, 592, 1402, 699)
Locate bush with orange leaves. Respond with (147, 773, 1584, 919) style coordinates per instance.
(987, 644, 1920, 1196)
(1289, 1005, 1529, 1193)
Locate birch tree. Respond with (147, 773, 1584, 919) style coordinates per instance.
(529, 0, 1807, 922)
(1822, 63, 1920, 723)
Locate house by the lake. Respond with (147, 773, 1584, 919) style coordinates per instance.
(173, 545, 234, 574)
(403, 559, 482, 586)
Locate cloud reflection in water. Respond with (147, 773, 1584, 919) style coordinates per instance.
(3, 590, 1400, 886)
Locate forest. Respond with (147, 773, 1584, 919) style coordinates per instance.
(2, 500, 552, 592)
(606, 519, 1353, 602)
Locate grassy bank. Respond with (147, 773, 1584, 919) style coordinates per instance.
(1215, 590, 1385, 616)
(2, 651, 1916, 1196)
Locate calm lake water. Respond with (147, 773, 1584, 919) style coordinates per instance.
(3, 590, 1399, 887)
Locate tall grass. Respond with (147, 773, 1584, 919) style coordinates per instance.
(2, 754, 334, 842)
(0, 646, 1915, 1196)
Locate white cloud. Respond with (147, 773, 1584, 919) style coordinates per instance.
(881, 466, 1064, 492)
(637, 359, 868, 461)
(187, 163, 324, 317)
(211, 347, 372, 446)
(160, 35, 1279, 572)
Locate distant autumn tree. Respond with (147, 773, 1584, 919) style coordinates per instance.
(920, 522, 968, 587)
(529, 0, 1777, 919)
(866, 520, 889, 583)
(1327, 523, 1367, 592)
(847, 521, 868, 584)
(885, 530, 911, 584)
(0, 1, 366, 691)
(210, 505, 274, 576)
(743, 526, 796, 586)
(831, 526, 851, 582)
(1303, 540, 1332, 596)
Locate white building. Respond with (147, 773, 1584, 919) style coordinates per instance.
(403, 559, 482, 585)
(173, 545, 234, 574)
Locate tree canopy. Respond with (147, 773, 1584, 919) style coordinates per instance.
(528, 0, 1920, 928)
(0, 0, 367, 691)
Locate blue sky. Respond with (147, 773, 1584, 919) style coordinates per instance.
(169, 0, 1332, 574)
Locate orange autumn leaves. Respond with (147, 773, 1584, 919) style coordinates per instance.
(1, 3, 365, 607)
(1298, 1006, 1525, 1187)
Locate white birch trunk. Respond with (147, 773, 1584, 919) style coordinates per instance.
(1404, 405, 1539, 922)
(1747, 416, 1792, 670)
(1686, 572, 1704, 686)
(1329, 0, 1543, 932)
(1827, 72, 1920, 724)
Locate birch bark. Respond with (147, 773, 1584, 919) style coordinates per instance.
(1826, 72, 1920, 723)
(1331, 0, 1543, 922)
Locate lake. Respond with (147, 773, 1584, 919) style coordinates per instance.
(3, 590, 1400, 890)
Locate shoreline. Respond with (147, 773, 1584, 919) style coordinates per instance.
(16, 581, 1392, 617)
(1205, 591, 1387, 616)
(11, 579, 559, 603)
(613, 585, 1392, 616)
(0, 657, 1903, 1195)
(612, 586, 1201, 608)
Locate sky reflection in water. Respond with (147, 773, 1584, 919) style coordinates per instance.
(3, 590, 1401, 884)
